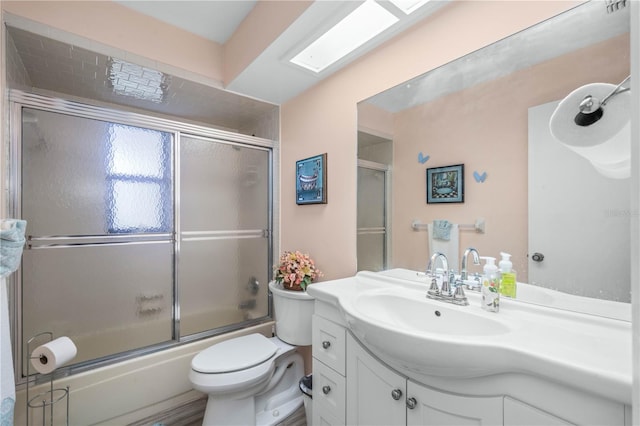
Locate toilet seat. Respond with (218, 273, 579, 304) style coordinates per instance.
(189, 334, 280, 394)
(192, 334, 278, 373)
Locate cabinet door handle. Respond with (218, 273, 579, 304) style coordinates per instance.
(391, 389, 403, 400)
(322, 341, 331, 349)
(406, 397, 417, 409)
(322, 385, 331, 395)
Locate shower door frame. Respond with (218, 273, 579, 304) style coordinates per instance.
(357, 159, 391, 271)
(8, 90, 277, 383)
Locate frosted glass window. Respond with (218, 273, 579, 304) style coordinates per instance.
(106, 124, 172, 233)
(107, 124, 167, 177)
(110, 181, 165, 232)
(21, 109, 172, 236)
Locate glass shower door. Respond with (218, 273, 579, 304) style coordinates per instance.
(357, 161, 389, 272)
(20, 108, 174, 369)
(179, 135, 271, 336)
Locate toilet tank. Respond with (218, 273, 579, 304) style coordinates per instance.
(268, 281, 314, 346)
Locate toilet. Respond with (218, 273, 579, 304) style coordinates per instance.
(189, 280, 314, 426)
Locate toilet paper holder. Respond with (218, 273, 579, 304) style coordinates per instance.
(26, 332, 70, 426)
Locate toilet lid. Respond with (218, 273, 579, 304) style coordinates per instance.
(192, 333, 278, 374)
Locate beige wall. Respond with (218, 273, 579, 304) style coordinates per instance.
(2, 1, 225, 85)
(223, 0, 312, 85)
(0, 0, 585, 421)
(280, 1, 579, 281)
(390, 34, 629, 280)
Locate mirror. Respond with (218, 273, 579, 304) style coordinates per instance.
(357, 2, 631, 312)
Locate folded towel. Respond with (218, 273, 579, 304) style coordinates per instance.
(1, 278, 15, 426)
(432, 220, 452, 241)
(1, 219, 27, 278)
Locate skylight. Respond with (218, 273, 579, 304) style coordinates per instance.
(290, 0, 399, 73)
(389, 0, 431, 15)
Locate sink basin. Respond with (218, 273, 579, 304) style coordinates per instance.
(307, 270, 632, 402)
(354, 290, 510, 337)
(342, 287, 516, 378)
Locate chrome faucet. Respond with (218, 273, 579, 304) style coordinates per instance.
(426, 252, 450, 294)
(426, 252, 468, 306)
(460, 247, 480, 280)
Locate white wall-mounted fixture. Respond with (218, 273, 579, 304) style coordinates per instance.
(290, 0, 399, 73)
(549, 76, 631, 179)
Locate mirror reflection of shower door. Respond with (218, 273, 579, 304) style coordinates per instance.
(179, 135, 271, 336)
(357, 160, 389, 272)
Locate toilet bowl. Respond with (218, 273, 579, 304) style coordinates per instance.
(190, 333, 304, 426)
(189, 281, 314, 426)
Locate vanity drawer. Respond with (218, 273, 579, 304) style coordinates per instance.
(313, 358, 346, 425)
(313, 315, 346, 375)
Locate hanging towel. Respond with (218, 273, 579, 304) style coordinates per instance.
(428, 223, 459, 267)
(0, 278, 15, 426)
(432, 220, 452, 241)
(0, 219, 27, 278)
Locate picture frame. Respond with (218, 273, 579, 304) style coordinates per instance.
(426, 164, 464, 204)
(296, 153, 327, 205)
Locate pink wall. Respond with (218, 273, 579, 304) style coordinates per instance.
(2, 1, 225, 84)
(2, 0, 579, 282)
(280, 1, 578, 280)
(223, 1, 312, 85)
(391, 34, 629, 279)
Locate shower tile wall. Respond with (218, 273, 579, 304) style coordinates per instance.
(5, 26, 279, 140)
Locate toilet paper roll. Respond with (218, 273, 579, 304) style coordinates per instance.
(550, 82, 631, 149)
(30, 336, 77, 374)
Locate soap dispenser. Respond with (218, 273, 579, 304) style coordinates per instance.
(480, 256, 499, 312)
(499, 252, 517, 298)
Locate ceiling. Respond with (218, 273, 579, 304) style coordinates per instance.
(113, 0, 448, 104)
(114, 1, 258, 44)
(8, 1, 627, 134)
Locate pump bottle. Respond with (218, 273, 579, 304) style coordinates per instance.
(499, 252, 517, 298)
(480, 256, 499, 312)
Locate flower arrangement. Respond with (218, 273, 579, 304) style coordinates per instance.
(274, 250, 322, 291)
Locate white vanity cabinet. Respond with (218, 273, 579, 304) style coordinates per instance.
(311, 298, 630, 426)
(312, 314, 347, 425)
(346, 332, 503, 426)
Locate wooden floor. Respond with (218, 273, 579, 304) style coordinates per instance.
(128, 398, 308, 426)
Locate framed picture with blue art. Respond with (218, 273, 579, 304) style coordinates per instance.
(426, 164, 464, 204)
(296, 153, 327, 205)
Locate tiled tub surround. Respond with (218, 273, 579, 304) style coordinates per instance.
(308, 270, 632, 425)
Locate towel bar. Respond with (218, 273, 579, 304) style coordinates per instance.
(411, 218, 485, 234)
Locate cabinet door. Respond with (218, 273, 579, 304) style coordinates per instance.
(313, 358, 346, 425)
(346, 334, 406, 426)
(407, 380, 503, 426)
(504, 397, 574, 426)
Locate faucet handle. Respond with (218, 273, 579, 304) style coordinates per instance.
(440, 278, 451, 296)
(453, 284, 469, 305)
(453, 284, 466, 299)
(428, 277, 440, 296)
